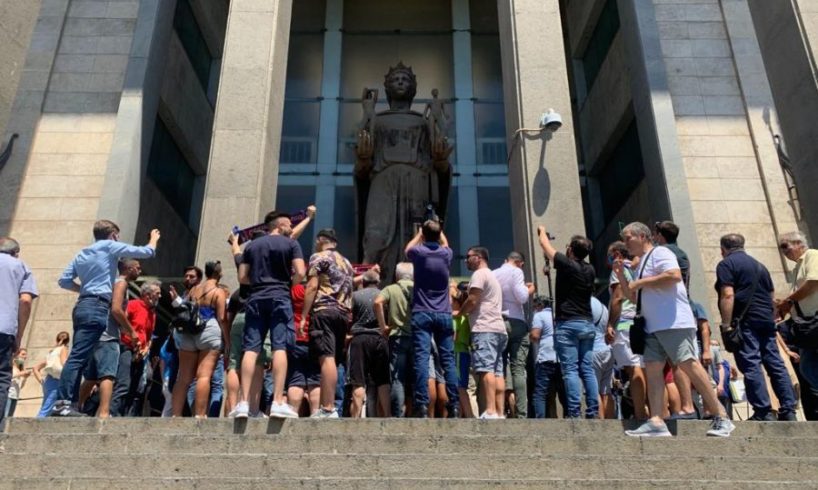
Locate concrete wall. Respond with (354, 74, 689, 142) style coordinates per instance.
(617, 0, 800, 314)
(0, 0, 42, 135)
(747, 0, 818, 243)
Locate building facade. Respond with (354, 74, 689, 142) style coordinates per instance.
(0, 0, 814, 415)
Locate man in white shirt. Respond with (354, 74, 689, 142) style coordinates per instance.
(614, 222, 733, 437)
(493, 251, 535, 418)
(777, 231, 818, 395)
(460, 246, 507, 419)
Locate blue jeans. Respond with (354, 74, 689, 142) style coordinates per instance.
(411, 311, 459, 409)
(532, 361, 565, 418)
(37, 375, 61, 418)
(735, 322, 797, 416)
(554, 319, 599, 418)
(389, 335, 413, 417)
(0, 333, 14, 427)
(335, 361, 346, 416)
(109, 345, 134, 416)
(58, 297, 110, 402)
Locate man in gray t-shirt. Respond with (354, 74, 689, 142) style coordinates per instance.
(348, 271, 390, 417)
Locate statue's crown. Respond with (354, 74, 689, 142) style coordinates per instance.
(384, 62, 417, 83)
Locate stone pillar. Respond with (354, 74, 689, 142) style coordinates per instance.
(497, 0, 586, 289)
(195, 0, 293, 277)
(97, 0, 177, 243)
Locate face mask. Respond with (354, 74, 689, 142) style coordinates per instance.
(14, 358, 24, 369)
(606, 255, 615, 266)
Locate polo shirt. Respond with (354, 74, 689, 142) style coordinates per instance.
(714, 250, 775, 327)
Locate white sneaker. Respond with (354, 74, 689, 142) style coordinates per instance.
(269, 401, 299, 419)
(228, 401, 249, 419)
(310, 407, 340, 419)
(706, 416, 736, 437)
(624, 420, 672, 437)
(479, 411, 500, 420)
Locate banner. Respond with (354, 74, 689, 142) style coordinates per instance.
(231, 208, 309, 244)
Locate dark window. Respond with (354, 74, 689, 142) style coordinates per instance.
(582, 0, 620, 93)
(173, 0, 213, 94)
(477, 186, 514, 270)
(596, 120, 645, 222)
(147, 118, 199, 230)
(333, 186, 357, 261)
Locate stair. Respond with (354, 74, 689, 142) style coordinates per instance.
(1, 418, 817, 488)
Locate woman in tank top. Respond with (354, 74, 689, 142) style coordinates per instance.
(171, 261, 229, 417)
(33, 331, 70, 418)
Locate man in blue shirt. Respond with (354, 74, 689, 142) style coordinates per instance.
(0, 237, 38, 428)
(530, 296, 565, 418)
(716, 233, 796, 421)
(405, 220, 459, 418)
(53, 220, 159, 416)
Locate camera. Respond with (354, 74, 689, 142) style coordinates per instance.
(424, 203, 440, 223)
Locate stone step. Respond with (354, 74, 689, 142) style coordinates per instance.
(1, 432, 815, 458)
(2, 477, 815, 490)
(6, 417, 818, 438)
(0, 454, 816, 481)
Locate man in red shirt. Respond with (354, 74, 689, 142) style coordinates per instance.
(286, 282, 320, 415)
(110, 281, 161, 416)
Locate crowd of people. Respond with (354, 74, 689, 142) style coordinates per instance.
(1, 210, 817, 438)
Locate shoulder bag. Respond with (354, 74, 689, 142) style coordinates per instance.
(790, 302, 818, 350)
(629, 248, 657, 355)
(720, 263, 762, 353)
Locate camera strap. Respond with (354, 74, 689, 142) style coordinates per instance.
(635, 247, 658, 316)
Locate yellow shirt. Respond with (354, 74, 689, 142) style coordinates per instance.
(793, 249, 818, 318)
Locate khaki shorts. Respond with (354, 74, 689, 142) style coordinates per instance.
(643, 328, 698, 365)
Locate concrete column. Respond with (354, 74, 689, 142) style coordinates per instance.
(196, 0, 293, 272)
(452, 0, 479, 269)
(617, 0, 709, 304)
(313, 0, 343, 235)
(497, 0, 586, 288)
(97, 0, 177, 242)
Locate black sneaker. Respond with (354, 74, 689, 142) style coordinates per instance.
(748, 412, 775, 421)
(447, 404, 460, 419)
(778, 412, 798, 422)
(412, 406, 429, 418)
(50, 402, 87, 417)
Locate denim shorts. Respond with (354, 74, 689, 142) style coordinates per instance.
(643, 328, 698, 365)
(471, 332, 508, 376)
(244, 297, 294, 353)
(176, 318, 223, 352)
(82, 340, 120, 380)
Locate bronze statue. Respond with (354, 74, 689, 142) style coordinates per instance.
(355, 62, 453, 284)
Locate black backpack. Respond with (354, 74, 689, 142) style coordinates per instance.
(170, 286, 216, 335)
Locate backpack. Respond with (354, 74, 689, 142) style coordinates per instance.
(170, 299, 205, 335)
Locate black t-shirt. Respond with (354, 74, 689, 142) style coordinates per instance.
(553, 252, 595, 321)
(714, 250, 775, 327)
(241, 234, 303, 301)
(350, 287, 380, 335)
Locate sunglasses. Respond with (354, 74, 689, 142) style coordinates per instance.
(465, 254, 479, 261)
(779, 243, 791, 251)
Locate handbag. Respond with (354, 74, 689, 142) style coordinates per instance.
(630, 248, 657, 355)
(720, 263, 762, 353)
(790, 302, 818, 350)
